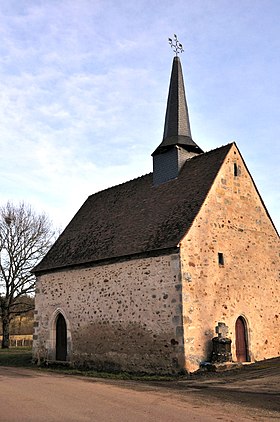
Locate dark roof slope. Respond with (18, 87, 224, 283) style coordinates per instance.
(34, 143, 233, 273)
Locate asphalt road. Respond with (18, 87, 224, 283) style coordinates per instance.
(0, 359, 279, 422)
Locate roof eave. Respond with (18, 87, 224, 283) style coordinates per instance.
(33, 246, 180, 276)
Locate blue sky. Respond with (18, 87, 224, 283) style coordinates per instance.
(0, 0, 279, 232)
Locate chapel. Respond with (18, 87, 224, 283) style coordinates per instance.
(33, 49, 279, 373)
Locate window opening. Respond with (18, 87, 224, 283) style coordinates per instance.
(218, 252, 224, 266)
(234, 163, 240, 177)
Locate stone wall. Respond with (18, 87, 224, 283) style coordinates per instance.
(180, 144, 280, 372)
(33, 143, 279, 374)
(33, 253, 185, 374)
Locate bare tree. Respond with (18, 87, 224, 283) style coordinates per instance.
(0, 202, 55, 348)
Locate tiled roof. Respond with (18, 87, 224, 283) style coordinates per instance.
(34, 143, 233, 273)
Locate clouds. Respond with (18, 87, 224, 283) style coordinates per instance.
(0, 0, 279, 232)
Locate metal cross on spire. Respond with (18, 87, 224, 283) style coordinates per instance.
(168, 34, 184, 56)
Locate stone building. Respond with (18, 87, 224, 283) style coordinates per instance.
(33, 55, 279, 374)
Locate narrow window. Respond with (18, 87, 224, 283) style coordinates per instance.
(218, 252, 224, 266)
(234, 163, 239, 177)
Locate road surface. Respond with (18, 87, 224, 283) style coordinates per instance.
(0, 361, 279, 422)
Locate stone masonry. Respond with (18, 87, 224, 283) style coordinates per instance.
(33, 253, 185, 374)
(180, 144, 280, 372)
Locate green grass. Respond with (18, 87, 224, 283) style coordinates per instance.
(0, 347, 33, 367)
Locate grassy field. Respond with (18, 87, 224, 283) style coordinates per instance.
(0, 347, 33, 367)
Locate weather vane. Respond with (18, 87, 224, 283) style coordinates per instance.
(168, 34, 184, 56)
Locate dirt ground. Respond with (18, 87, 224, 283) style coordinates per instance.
(116, 357, 280, 420)
(0, 358, 279, 421)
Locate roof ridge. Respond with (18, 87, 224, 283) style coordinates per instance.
(89, 143, 234, 199)
(88, 172, 152, 199)
(188, 141, 233, 159)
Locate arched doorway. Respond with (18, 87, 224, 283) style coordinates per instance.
(56, 313, 67, 361)
(235, 316, 249, 362)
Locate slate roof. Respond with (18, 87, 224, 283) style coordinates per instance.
(153, 56, 203, 156)
(163, 56, 192, 139)
(34, 143, 233, 274)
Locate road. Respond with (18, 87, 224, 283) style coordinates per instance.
(0, 360, 279, 422)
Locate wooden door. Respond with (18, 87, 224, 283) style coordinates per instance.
(235, 317, 247, 362)
(56, 313, 67, 361)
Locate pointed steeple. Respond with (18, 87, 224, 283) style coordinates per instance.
(152, 55, 203, 186)
(163, 56, 192, 141)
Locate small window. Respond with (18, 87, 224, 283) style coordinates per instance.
(218, 252, 224, 266)
(234, 163, 240, 177)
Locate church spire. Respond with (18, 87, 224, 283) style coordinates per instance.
(162, 55, 193, 144)
(152, 38, 203, 186)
